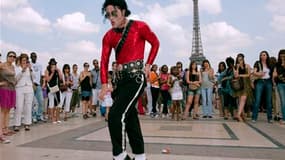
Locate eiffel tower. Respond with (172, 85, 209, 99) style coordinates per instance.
(190, 0, 206, 65)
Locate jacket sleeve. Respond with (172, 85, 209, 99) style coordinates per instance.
(100, 32, 113, 84)
(140, 22, 160, 65)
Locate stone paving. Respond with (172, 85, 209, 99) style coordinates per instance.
(1, 112, 285, 160)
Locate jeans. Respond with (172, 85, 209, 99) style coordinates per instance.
(252, 79, 272, 121)
(146, 82, 152, 113)
(32, 85, 44, 120)
(201, 87, 213, 116)
(277, 83, 285, 121)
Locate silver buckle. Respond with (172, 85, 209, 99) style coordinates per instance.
(118, 60, 143, 72)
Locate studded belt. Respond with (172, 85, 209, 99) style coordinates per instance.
(117, 59, 144, 73)
(115, 60, 144, 83)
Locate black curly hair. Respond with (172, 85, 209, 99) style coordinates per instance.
(225, 57, 235, 67)
(102, 0, 131, 17)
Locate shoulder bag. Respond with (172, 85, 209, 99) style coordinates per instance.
(48, 74, 60, 93)
(250, 62, 262, 88)
(231, 77, 244, 91)
(189, 83, 199, 91)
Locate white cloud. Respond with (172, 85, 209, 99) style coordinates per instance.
(54, 12, 100, 34)
(2, 7, 51, 33)
(271, 15, 285, 32)
(136, 0, 222, 66)
(0, 40, 30, 56)
(140, 2, 191, 50)
(0, 0, 50, 33)
(254, 36, 265, 41)
(267, 0, 285, 15)
(1, 0, 51, 33)
(200, 0, 222, 15)
(0, 40, 102, 71)
(267, 0, 285, 33)
(140, 0, 221, 22)
(130, 0, 144, 7)
(64, 40, 100, 54)
(49, 40, 102, 70)
(202, 22, 252, 67)
(0, 0, 28, 9)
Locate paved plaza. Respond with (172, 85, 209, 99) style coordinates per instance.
(1, 112, 285, 160)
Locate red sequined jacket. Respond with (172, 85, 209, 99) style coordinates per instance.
(100, 20, 160, 84)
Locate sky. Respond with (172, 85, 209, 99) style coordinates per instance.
(1, 0, 285, 71)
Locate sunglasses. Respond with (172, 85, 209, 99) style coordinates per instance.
(104, 10, 118, 19)
(8, 55, 16, 58)
(84, 65, 89, 68)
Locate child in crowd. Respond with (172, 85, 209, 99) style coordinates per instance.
(169, 66, 183, 120)
(101, 74, 113, 121)
(159, 65, 171, 118)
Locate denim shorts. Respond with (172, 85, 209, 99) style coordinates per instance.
(188, 88, 201, 96)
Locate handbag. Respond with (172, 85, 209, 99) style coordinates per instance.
(32, 83, 37, 92)
(250, 62, 262, 88)
(231, 77, 244, 91)
(59, 83, 68, 92)
(250, 73, 258, 88)
(189, 83, 199, 91)
(48, 75, 59, 93)
(49, 85, 60, 93)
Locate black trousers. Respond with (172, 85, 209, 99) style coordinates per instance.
(108, 72, 146, 156)
(160, 90, 171, 114)
(150, 86, 160, 114)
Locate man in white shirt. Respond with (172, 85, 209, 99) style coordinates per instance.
(30, 52, 45, 122)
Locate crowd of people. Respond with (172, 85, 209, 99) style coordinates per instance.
(0, 49, 284, 145)
(0, 52, 106, 144)
(1, 1, 283, 159)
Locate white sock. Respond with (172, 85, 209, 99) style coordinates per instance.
(113, 151, 127, 160)
(135, 153, 146, 160)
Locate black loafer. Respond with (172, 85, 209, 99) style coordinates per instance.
(14, 126, 20, 132)
(125, 155, 131, 160)
(24, 125, 30, 131)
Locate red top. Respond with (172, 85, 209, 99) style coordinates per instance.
(100, 20, 160, 84)
(159, 73, 170, 91)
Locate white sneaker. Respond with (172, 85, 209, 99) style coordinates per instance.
(0, 137, 11, 144)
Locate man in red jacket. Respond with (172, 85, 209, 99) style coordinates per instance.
(99, 0, 159, 159)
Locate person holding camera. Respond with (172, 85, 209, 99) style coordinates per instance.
(13, 53, 34, 131)
(80, 62, 92, 119)
(45, 58, 63, 123)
